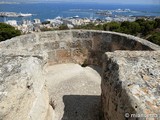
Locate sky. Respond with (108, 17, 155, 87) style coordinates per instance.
(1, 0, 160, 4)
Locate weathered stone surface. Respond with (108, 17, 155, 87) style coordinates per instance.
(39, 32, 56, 43)
(102, 51, 160, 120)
(44, 63, 101, 120)
(0, 54, 54, 120)
(56, 49, 72, 63)
(0, 30, 160, 120)
(0, 30, 159, 66)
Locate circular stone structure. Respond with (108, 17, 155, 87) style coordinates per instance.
(0, 30, 159, 66)
(0, 30, 160, 120)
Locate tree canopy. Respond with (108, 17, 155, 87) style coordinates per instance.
(74, 18, 160, 46)
(0, 23, 21, 42)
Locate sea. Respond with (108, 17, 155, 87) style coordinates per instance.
(0, 3, 160, 22)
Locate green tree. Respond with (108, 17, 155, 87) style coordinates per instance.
(155, 18, 160, 28)
(59, 24, 69, 30)
(145, 21, 155, 34)
(104, 22, 120, 31)
(0, 23, 21, 42)
(119, 21, 140, 35)
(148, 32, 160, 45)
(135, 19, 155, 35)
(109, 22, 120, 31)
(75, 23, 97, 30)
(95, 24, 103, 30)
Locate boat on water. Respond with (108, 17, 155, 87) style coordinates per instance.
(73, 15, 79, 18)
(96, 11, 112, 16)
(19, 13, 32, 17)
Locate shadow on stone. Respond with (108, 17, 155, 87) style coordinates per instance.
(88, 65, 102, 76)
(62, 95, 103, 120)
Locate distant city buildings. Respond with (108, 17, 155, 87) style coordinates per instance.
(3, 13, 159, 34)
(33, 19, 41, 24)
(62, 17, 91, 26)
(5, 20, 18, 26)
(16, 20, 33, 34)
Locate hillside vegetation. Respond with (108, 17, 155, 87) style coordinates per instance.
(74, 18, 160, 46)
(1, 19, 160, 46)
(0, 23, 21, 42)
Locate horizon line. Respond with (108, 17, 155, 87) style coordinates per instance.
(0, 1, 159, 5)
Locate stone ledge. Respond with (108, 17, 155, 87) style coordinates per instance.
(102, 51, 160, 120)
(0, 54, 53, 120)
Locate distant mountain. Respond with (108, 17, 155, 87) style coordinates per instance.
(0, 0, 65, 3)
(0, 0, 159, 4)
(0, 0, 47, 4)
(0, 0, 99, 4)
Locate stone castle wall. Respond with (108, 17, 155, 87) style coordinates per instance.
(0, 30, 159, 66)
(0, 30, 160, 120)
(0, 54, 53, 120)
(102, 51, 160, 120)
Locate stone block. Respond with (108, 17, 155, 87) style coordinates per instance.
(39, 32, 56, 43)
(57, 31, 72, 41)
(56, 49, 71, 63)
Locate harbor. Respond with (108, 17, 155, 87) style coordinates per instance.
(0, 6, 160, 34)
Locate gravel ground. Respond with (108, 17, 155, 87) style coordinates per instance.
(44, 63, 102, 120)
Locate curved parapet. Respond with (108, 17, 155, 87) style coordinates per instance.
(0, 30, 159, 65)
(0, 30, 160, 120)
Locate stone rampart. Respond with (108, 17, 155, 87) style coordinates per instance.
(0, 30, 160, 120)
(102, 51, 160, 120)
(0, 54, 54, 120)
(0, 30, 159, 66)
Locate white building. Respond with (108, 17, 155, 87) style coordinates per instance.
(33, 19, 41, 24)
(22, 20, 32, 25)
(46, 19, 63, 27)
(5, 20, 17, 26)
